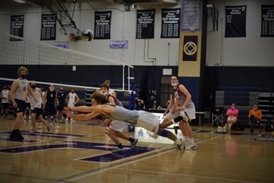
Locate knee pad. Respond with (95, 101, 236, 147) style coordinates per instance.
(174, 111, 189, 123)
(180, 111, 190, 123)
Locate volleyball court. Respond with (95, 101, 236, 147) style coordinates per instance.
(0, 31, 180, 151)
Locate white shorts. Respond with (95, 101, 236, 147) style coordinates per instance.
(180, 108, 196, 121)
(227, 117, 237, 122)
(180, 102, 196, 121)
(166, 101, 196, 121)
(137, 111, 159, 133)
(109, 120, 127, 132)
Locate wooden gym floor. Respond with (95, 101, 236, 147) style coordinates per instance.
(0, 118, 273, 183)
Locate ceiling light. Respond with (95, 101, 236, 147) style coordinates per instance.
(13, 0, 26, 3)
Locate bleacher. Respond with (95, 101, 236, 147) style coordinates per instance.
(215, 86, 273, 128)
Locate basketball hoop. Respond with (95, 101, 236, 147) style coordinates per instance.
(61, 25, 81, 36)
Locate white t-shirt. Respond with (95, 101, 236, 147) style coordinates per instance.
(68, 92, 78, 105)
(1, 89, 9, 103)
(108, 88, 115, 96)
(29, 88, 42, 110)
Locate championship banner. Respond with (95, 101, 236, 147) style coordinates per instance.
(161, 8, 180, 38)
(109, 40, 128, 49)
(10, 15, 24, 41)
(183, 35, 198, 61)
(94, 11, 112, 39)
(225, 5, 247, 37)
(41, 14, 56, 41)
(181, 1, 202, 32)
(136, 9, 155, 39)
(261, 5, 274, 37)
(179, 0, 202, 77)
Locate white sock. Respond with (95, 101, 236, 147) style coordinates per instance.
(184, 136, 190, 142)
(190, 138, 194, 144)
(175, 137, 182, 145)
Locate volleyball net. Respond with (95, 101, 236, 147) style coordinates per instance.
(0, 77, 134, 110)
(0, 32, 134, 91)
(0, 31, 137, 109)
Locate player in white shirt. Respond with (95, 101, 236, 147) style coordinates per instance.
(65, 88, 79, 122)
(1, 86, 10, 119)
(26, 82, 51, 133)
(9, 66, 36, 141)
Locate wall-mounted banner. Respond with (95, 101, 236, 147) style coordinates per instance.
(181, 0, 202, 32)
(53, 41, 69, 49)
(225, 5, 247, 37)
(183, 35, 198, 61)
(261, 5, 274, 37)
(41, 14, 56, 40)
(94, 11, 112, 39)
(110, 40, 128, 49)
(136, 9, 155, 39)
(10, 15, 24, 41)
(161, 8, 180, 38)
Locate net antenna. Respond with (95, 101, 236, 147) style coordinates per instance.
(43, 0, 81, 35)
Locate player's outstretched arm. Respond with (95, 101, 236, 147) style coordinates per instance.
(64, 107, 100, 121)
(68, 104, 95, 113)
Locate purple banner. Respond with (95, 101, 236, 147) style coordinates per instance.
(180, 0, 202, 32)
(53, 41, 69, 49)
(109, 40, 128, 49)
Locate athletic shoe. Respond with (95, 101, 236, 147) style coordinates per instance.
(147, 131, 158, 139)
(112, 147, 126, 153)
(176, 142, 183, 150)
(185, 143, 197, 150)
(29, 129, 35, 134)
(10, 130, 24, 141)
(180, 137, 185, 147)
(17, 130, 24, 140)
(131, 139, 138, 149)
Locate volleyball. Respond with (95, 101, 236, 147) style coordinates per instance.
(81, 29, 94, 42)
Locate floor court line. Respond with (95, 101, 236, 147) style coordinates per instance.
(116, 168, 263, 183)
(62, 134, 224, 182)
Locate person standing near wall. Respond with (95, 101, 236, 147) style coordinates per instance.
(1, 86, 10, 119)
(248, 103, 262, 134)
(9, 66, 36, 141)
